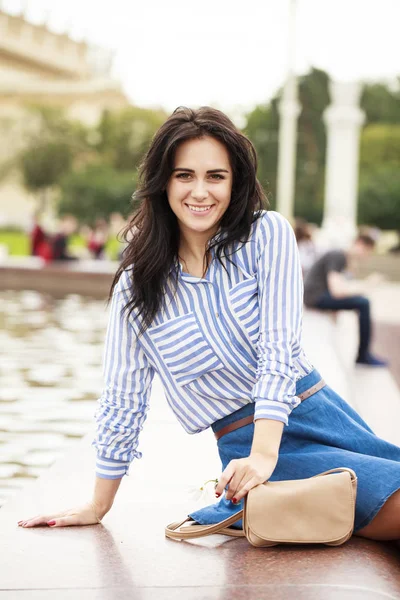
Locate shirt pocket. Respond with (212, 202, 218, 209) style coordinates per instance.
(228, 276, 260, 344)
(147, 313, 225, 386)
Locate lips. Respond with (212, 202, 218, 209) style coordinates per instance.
(185, 204, 215, 214)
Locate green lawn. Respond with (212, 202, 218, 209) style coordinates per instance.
(0, 231, 29, 256)
(0, 231, 121, 260)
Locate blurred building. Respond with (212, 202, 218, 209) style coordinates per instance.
(0, 7, 129, 228)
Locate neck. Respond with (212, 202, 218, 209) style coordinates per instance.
(179, 227, 216, 262)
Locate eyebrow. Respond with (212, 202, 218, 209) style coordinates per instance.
(171, 168, 230, 173)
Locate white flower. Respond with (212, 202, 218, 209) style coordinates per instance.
(186, 478, 219, 510)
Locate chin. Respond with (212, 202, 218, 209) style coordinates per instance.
(187, 222, 217, 233)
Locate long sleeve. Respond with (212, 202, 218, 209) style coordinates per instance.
(92, 270, 155, 479)
(251, 212, 303, 425)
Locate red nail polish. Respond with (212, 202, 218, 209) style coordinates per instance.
(47, 520, 56, 526)
(215, 493, 221, 498)
(232, 498, 238, 504)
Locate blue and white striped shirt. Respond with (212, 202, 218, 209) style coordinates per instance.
(92, 211, 314, 479)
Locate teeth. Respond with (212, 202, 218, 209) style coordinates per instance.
(188, 205, 212, 212)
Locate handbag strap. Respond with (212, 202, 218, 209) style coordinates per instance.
(165, 510, 244, 540)
(165, 468, 357, 541)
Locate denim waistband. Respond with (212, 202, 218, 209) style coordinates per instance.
(211, 368, 322, 435)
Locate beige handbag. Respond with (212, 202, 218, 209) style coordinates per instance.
(165, 468, 357, 547)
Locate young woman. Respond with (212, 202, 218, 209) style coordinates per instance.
(18, 107, 400, 541)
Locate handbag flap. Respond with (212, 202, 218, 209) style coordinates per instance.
(244, 471, 355, 544)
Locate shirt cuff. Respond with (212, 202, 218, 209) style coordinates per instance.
(253, 398, 295, 426)
(95, 455, 131, 479)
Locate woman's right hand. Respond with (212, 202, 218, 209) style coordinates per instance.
(17, 501, 104, 528)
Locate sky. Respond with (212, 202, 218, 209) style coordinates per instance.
(3, 0, 400, 119)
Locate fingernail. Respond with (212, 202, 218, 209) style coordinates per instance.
(215, 493, 221, 498)
(47, 520, 56, 526)
(232, 498, 238, 504)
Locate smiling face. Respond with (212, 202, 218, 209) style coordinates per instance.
(166, 136, 233, 241)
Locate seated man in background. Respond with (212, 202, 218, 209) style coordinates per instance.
(303, 234, 387, 367)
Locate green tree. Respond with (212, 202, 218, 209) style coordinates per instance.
(361, 81, 400, 125)
(244, 67, 330, 223)
(21, 141, 73, 210)
(360, 124, 400, 169)
(58, 164, 138, 225)
(96, 106, 167, 171)
(244, 103, 279, 205)
(358, 124, 400, 233)
(17, 106, 92, 210)
(295, 68, 330, 223)
(358, 166, 400, 232)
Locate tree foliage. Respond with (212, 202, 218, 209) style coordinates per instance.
(15, 105, 166, 221)
(96, 106, 167, 171)
(245, 68, 330, 223)
(358, 166, 400, 231)
(360, 124, 400, 169)
(21, 142, 73, 192)
(294, 68, 330, 223)
(244, 103, 278, 204)
(18, 106, 90, 207)
(358, 124, 400, 230)
(58, 164, 138, 225)
(244, 70, 400, 227)
(361, 81, 400, 125)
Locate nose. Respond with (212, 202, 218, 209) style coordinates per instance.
(190, 180, 209, 201)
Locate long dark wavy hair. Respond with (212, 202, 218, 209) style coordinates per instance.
(111, 106, 269, 333)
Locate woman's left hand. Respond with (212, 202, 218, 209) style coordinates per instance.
(214, 452, 278, 504)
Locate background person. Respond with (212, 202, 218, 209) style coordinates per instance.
(29, 212, 53, 262)
(109, 212, 130, 262)
(294, 217, 318, 277)
(303, 235, 387, 366)
(51, 215, 78, 261)
(87, 218, 109, 260)
(30, 214, 46, 256)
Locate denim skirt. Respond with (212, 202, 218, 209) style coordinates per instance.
(189, 368, 400, 532)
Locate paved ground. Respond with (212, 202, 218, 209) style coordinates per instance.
(374, 323, 400, 389)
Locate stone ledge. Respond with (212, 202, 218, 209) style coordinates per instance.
(0, 260, 116, 299)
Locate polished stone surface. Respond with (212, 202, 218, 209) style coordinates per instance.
(2, 398, 400, 599)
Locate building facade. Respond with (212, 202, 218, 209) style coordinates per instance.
(0, 8, 129, 229)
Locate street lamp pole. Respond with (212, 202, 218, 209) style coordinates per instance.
(276, 0, 301, 221)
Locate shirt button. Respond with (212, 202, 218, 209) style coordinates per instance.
(216, 312, 219, 318)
